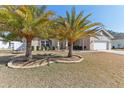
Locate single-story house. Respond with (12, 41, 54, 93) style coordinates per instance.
(112, 35, 124, 49)
(30, 29, 114, 51)
(0, 29, 113, 51)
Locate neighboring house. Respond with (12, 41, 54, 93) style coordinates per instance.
(10, 41, 25, 51)
(112, 35, 124, 49)
(0, 37, 24, 51)
(30, 29, 113, 51)
(0, 37, 10, 50)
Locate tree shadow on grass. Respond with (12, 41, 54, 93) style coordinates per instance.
(0, 53, 64, 66)
(0, 55, 15, 65)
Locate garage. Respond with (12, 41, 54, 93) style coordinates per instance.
(94, 42, 107, 50)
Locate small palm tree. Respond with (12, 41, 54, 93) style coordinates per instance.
(52, 7, 102, 57)
(0, 5, 54, 60)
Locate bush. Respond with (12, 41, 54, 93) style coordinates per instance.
(52, 46, 55, 50)
(40, 46, 45, 51)
(31, 46, 34, 51)
(45, 46, 49, 50)
(36, 46, 39, 51)
(73, 46, 82, 50)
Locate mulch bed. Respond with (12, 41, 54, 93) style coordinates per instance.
(7, 54, 83, 68)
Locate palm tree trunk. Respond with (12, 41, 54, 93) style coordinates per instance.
(68, 42, 73, 57)
(25, 38, 32, 60)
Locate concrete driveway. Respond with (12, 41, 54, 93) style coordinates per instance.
(98, 50, 124, 55)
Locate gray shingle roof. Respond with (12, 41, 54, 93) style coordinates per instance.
(112, 34, 124, 40)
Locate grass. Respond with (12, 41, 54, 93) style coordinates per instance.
(0, 51, 124, 88)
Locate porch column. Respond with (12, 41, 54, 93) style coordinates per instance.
(108, 41, 111, 50)
(65, 40, 68, 50)
(34, 46, 37, 51)
(82, 39, 84, 51)
(38, 39, 41, 50)
(57, 40, 60, 50)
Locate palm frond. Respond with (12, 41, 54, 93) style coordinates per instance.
(53, 7, 102, 43)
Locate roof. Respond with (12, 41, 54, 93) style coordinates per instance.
(96, 28, 114, 39)
(112, 34, 124, 40)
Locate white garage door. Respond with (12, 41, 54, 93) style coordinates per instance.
(94, 42, 107, 50)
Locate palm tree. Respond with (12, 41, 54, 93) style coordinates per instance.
(0, 5, 54, 60)
(52, 7, 102, 57)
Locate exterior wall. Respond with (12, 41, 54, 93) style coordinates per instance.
(3, 30, 111, 51)
(31, 38, 41, 51)
(51, 39, 68, 50)
(90, 37, 94, 50)
(10, 41, 25, 51)
(66, 33, 112, 50)
(73, 31, 112, 50)
(108, 41, 112, 50)
(22, 37, 41, 51)
(74, 39, 83, 46)
(83, 37, 90, 50)
(23, 38, 56, 51)
(93, 35, 111, 42)
(0, 40, 24, 51)
(51, 39, 57, 47)
(90, 34, 112, 50)
(73, 37, 90, 50)
(0, 40, 10, 50)
(51, 39, 58, 50)
(32, 38, 40, 46)
(112, 39, 124, 48)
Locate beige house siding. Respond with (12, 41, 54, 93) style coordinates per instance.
(83, 37, 90, 50)
(73, 37, 90, 50)
(90, 34, 112, 50)
(73, 30, 112, 50)
(32, 38, 41, 46)
(51, 39, 59, 49)
(73, 39, 82, 46)
(22, 37, 41, 51)
(21, 30, 113, 51)
(52, 40, 68, 50)
(93, 35, 111, 42)
(32, 38, 41, 51)
(60, 40, 68, 49)
(90, 37, 94, 50)
(50, 32, 112, 50)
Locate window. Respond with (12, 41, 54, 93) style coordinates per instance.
(118, 44, 120, 48)
(41, 41, 45, 45)
(41, 40, 51, 47)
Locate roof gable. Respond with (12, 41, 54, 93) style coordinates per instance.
(96, 29, 114, 39)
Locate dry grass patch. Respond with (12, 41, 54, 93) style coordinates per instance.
(0, 51, 124, 87)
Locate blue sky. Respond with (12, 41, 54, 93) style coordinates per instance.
(47, 5, 124, 33)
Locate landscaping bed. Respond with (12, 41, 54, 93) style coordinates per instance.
(7, 54, 83, 68)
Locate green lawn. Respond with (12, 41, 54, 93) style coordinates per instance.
(0, 51, 124, 88)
